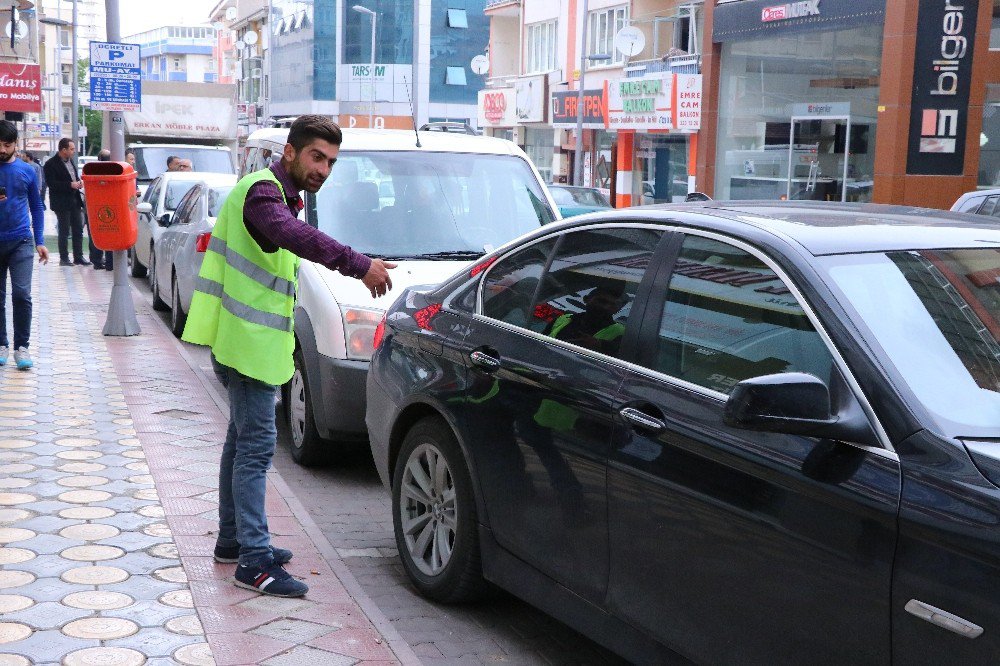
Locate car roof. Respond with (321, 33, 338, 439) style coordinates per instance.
(565, 200, 1000, 256)
(157, 171, 235, 184)
(130, 144, 231, 151)
(246, 127, 520, 156)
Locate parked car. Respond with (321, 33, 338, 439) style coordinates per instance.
(951, 188, 1000, 217)
(367, 200, 1000, 664)
(547, 184, 612, 217)
(239, 127, 559, 465)
(129, 144, 235, 196)
(129, 171, 232, 279)
(149, 174, 237, 336)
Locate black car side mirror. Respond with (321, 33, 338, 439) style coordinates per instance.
(724, 372, 837, 436)
(157, 213, 172, 227)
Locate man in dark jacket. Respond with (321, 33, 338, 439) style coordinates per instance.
(43, 138, 89, 266)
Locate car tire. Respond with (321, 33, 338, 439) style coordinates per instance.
(150, 250, 169, 311)
(392, 417, 487, 603)
(128, 247, 147, 278)
(287, 348, 330, 466)
(170, 274, 187, 338)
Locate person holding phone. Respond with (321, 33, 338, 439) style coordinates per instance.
(0, 120, 48, 370)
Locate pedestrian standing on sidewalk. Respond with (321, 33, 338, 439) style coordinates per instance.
(44, 138, 90, 267)
(182, 114, 395, 598)
(89, 149, 114, 271)
(21, 151, 45, 201)
(0, 120, 48, 370)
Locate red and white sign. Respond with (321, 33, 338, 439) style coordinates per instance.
(674, 74, 702, 131)
(477, 88, 516, 127)
(762, 1, 821, 23)
(0, 64, 42, 113)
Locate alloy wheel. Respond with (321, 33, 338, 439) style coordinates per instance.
(289, 367, 307, 450)
(399, 442, 457, 577)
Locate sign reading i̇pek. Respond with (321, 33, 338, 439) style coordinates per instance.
(89, 41, 142, 113)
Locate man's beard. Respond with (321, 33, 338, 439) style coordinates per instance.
(0, 151, 15, 162)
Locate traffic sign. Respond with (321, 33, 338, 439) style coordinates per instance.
(89, 41, 141, 112)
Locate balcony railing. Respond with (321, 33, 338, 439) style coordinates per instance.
(624, 54, 701, 78)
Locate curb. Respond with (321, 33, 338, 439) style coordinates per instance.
(128, 281, 423, 666)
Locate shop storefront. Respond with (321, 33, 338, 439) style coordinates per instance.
(712, 0, 884, 202)
(477, 87, 517, 140)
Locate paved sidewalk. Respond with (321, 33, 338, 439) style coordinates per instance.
(0, 263, 411, 665)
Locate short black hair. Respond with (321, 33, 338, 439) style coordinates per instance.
(58, 137, 74, 151)
(0, 120, 18, 143)
(167, 155, 178, 167)
(287, 115, 342, 152)
(23, 151, 34, 161)
(125, 148, 135, 157)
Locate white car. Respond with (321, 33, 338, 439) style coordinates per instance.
(951, 188, 1000, 217)
(129, 171, 232, 279)
(149, 174, 237, 337)
(240, 127, 560, 465)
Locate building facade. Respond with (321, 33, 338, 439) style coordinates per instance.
(698, 0, 1000, 209)
(266, 0, 489, 128)
(125, 25, 220, 84)
(481, 0, 704, 207)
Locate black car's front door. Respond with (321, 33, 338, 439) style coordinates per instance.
(460, 226, 663, 603)
(607, 233, 901, 664)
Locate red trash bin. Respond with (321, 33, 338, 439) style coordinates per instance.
(81, 161, 139, 251)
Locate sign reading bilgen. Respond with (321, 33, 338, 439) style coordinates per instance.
(906, 0, 979, 175)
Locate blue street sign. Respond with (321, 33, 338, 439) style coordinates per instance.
(89, 41, 141, 112)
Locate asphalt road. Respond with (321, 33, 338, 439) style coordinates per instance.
(126, 272, 627, 665)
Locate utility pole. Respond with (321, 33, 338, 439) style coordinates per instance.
(71, 0, 78, 157)
(101, 0, 140, 336)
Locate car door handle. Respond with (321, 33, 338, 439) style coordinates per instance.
(620, 407, 665, 433)
(470, 350, 501, 372)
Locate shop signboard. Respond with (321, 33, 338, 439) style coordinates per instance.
(713, 0, 884, 42)
(0, 63, 41, 113)
(514, 76, 546, 123)
(339, 64, 414, 106)
(478, 88, 517, 127)
(89, 42, 141, 112)
(906, 0, 979, 175)
(606, 73, 703, 131)
(790, 102, 850, 117)
(551, 88, 606, 129)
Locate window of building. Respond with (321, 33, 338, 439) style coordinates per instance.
(61, 64, 72, 86)
(588, 5, 629, 65)
(446, 66, 467, 85)
(980, 84, 1000, 188)
(991, 0, 999, 50)
(447, 9, 468, 29)
(642, 235, 833, 394)
(526, 21, 557, 74)
(673, 3, 703, 55)
(62, 105, 71, 125)
(59, 30, 70, 48)
(174, 58, 182, 71)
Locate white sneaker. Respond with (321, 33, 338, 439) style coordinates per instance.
(0, 345, 8, 365)
(13, 347, 32, 370)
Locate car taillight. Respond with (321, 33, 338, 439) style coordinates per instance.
(372, 313, 387, 350)
(414, 303, 442, 330)
(195, 233, 212, 253)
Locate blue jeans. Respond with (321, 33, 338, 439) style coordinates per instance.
(212, 355, 278, 567)
(0, 237, 35, 350)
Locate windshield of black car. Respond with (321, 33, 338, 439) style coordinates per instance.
(133, 147, 234, 180)
(310, 151, 556, 258)
(164, 181, 199, 211)
(820, 249, 1000, 434)
(550, 187, 609, 207)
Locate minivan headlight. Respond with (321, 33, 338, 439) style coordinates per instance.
(343, 306, 384, 360)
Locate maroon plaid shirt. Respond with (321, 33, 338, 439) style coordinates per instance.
(243, 161, 372, 279)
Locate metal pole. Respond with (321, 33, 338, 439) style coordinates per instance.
(412, 0, 419, 127)
(573, 0, 589, 186)
(102, 0, 140, 336)
(369, 12, 375, 128)
(71, 0, 78, 159)
(55, 6, 62, 143)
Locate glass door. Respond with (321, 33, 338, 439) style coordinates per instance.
(787, 115, 850, 202)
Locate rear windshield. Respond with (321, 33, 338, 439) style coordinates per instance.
(309, 151, 556, 260)
(132, 147, 234, 181)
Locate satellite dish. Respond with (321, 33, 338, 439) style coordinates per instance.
(613, 26, 645, 58)
(225, 6, 238, 20)
(5, 21, 28, 41)
(470, 54, 489, 76)
(244, 31, 258, 45)
(234, 40, 245, 50)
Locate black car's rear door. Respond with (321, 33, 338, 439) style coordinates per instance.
(458, 225, 664, 604)
(607, 231, 901, 664)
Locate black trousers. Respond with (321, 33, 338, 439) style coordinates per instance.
(55, 207, 86, 262)
(87, 220, 111, 268)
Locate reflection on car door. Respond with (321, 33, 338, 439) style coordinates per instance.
(460, 226, 662, 603)
(608, 233, 901, 663)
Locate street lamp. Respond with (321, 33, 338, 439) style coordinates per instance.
(573, 52, 610, 186)
(352, 5, 377, 128)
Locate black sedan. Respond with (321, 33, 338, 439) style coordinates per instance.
(366, 201, 1000, 664)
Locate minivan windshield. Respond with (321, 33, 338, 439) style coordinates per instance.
(132, 147, 234, 181)
(821, 249, 1000, 436)
(310, 151, 556, 259)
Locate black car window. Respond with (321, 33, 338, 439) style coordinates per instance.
(980, 196, 999, 216)
(481, 238, 557, 326)
(173, 186, 201, 225)
(529, 227, 663, 358)
(647, 235, 834, 394)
